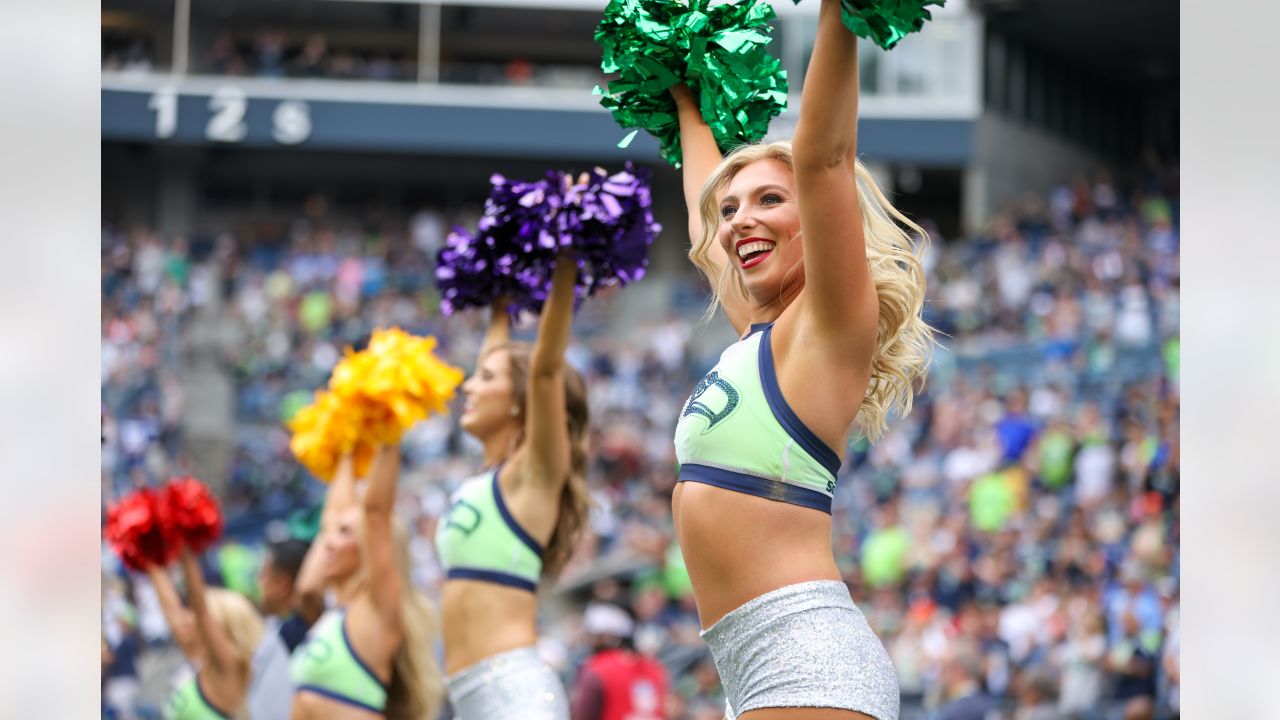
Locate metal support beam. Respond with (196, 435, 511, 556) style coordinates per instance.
(172, 0, 191, 75)
(418, 2, 441, 84)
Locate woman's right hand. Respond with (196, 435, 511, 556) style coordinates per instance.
(669, 83, 695, 108)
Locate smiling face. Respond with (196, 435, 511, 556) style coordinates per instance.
(716, 158, 805, 306)
(317, 505, 363, 584)
(459, 348, 520, 441)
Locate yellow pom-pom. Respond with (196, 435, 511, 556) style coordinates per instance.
(288, 391, 351, 481)
(288, 329, 464, 480)
(334, 327, 464, 431)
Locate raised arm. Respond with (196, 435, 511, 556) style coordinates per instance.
(671, 85, 751, 334)
(180, 549, 242, 672)
(293, 540, 328, 625)
(478, 294, 513, 363)
(146, 564, 202, 664)
(671, 85, 724, 250)
(295, 453, 359, 621)
(792, 0, 877, 346)
(518, 255, 577, 490)
(361, 444, 403, 632)
(324, 452, 360, 519)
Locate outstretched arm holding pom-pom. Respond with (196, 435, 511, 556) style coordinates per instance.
(353, 445, 407, 661)
(520, 255, 577, 497)
(180, 549, 241, 676)
(792, 0, 878, 342)
(478, 294, 513, 365)
(174, 546, 262, 719)
(294, 452, 358, 621)
(671, 83, 752, 335)
(106, 476, 228, 670)
(145, 564, 203, 664)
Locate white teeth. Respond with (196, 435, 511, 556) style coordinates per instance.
(737, 241, 775, 259)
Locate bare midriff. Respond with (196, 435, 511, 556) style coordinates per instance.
(291, 693, 384, 720)
(672, 480, 841, 630)
(442, 580, 540, 675)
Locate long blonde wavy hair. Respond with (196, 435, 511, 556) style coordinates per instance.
(386, 517, 445, 720)
(203, 588, 264, 720)
(346, 514, 444, 720)
(691, 141, 934, 442)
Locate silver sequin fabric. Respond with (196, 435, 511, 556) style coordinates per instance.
(445, 646, 569, 720)
(701, 580, 900, 720)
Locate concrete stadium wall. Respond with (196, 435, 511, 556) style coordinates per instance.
(963, 111, 1107, 233)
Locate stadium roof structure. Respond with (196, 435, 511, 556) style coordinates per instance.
(974, 0, 1177, 85)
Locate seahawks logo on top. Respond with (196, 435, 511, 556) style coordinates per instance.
(443, 498, 482, 536)
(682, 370, 740, 433)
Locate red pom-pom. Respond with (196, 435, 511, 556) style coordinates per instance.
(103, 488, 180, 571)
(163, 477, 224, 554)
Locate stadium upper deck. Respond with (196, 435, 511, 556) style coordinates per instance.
(102, 0, 1173, 240)
(102, 0, 981, 159)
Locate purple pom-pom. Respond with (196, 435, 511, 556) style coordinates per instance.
(434, 164, 661, 317)
(435, 228, 511, 316)
(565, 163, 661, 296)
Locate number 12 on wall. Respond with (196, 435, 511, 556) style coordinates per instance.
(146, 87, 311, 146)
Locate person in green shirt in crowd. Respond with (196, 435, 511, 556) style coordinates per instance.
(1163, 336, 1179, 384)
(969, 469, 1017, 533)
(1037, 419, 1076, 490)
(298, 290, 333, 335)
(861, 501, 911, 589)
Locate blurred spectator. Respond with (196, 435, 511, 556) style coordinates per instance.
(505, 57, 535, 85)
(257, 538, 313, 652)
(933, 650, 998, 720)
(292, 34, 330, 78)
(860, 500, 911, 589)
(996, 388, 1037, 465)
(1055, 609, 1106, 716)
(570, 603, 669, 720)
(102, 576, 143, 720)
(1012, 669, 1064, 720)
(1158, 599, 1179, 718)
(102, 39, 153, 74)
(1105, 611, 1158, 718)
(208, 32, 249, 76)
(255, 31, 287, 78)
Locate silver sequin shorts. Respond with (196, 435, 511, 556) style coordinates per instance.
(445, 646, 569, 720)
(701, 580, 900, 720)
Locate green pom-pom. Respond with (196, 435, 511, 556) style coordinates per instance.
(595, 0, 788, 167)
(793, 0, 946, 50)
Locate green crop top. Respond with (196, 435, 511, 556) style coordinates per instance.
(673, 322, 843, 514)
(434, 465, 545, 592)
(164, 675, 230, 720)
(291, 609, 388, 714)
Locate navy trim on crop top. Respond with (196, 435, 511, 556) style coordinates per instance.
(445, 567, 538, 592)
(678, 463, 833, 513)
(758, 324, 843, 476)
(490, 465, 545, 558)
(341, 613, 389, 691)
(195, 676, 231, 720)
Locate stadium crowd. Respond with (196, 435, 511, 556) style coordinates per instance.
(102, 157, 1179, 720)
(102, 29, 598, 87)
